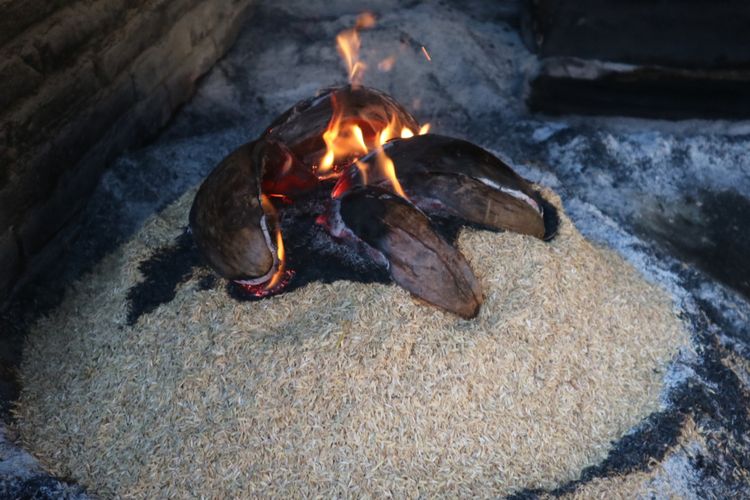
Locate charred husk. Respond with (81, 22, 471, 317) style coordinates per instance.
(189, 85, 556, 317)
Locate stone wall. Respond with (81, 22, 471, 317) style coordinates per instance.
(0, 0, 254, 304)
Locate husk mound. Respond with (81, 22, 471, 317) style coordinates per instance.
(15, 189, 689, 497)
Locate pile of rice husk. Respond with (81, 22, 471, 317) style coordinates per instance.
(15, 189, 690, 497)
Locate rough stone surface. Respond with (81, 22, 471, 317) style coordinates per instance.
(0, 0, 255, 304)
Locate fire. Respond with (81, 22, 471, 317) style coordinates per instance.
(374, 147, 406, 198)
(239, 11, 435, 294)
(322, 12, 433, 181)
(235, 195, 295, 298)
(323, 13, 435, 215)
(265, 225, 286, 289)
(318, 95, 371, 177)
(318, 83, 432, 190)
(401, 124, 429, 138)
(260, 195, 289, 291)
(354, 159, 369, 185)
(317, 72, 430, 177)
(378, 114, 400, 145)
(336, 12, 376, 85)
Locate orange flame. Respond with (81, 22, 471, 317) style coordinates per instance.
(336, 12, 376, 86)
(260, 195, 287, 290)
(374, 147, 406, 198)
(378, 115, 398, 145)
(318, 96, 371, 177)
(265, 226, 286, 289)
(354, 159, 369, 185)
(318, 97, 432, 192)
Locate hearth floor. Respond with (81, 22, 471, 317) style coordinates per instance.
(3, 1, 750, 498)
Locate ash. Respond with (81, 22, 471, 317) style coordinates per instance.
(3, 0, 750, 497)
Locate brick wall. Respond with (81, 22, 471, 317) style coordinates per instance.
(0, 0, 254, 304)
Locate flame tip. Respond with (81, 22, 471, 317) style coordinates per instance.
(321, 12, 426, 201)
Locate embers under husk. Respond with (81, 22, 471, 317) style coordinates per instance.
(189, 85, 557, 318)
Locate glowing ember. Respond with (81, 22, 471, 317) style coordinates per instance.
(235, 269, 295, 298)
(421, 46, 432, 61)
(377, 55, 396, 72)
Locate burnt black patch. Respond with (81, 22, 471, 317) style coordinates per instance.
(539, 195, 560, 241)
(125, 231, 204, 325)
(508, 407, 688, 499)
(637, 189, 750, 300)
(197, 274, 218, 291)
(507, 308, 750, 499)
(578, 409, 686, 482)
(229, 190, 390, 302)
(226, 186, 557, 303)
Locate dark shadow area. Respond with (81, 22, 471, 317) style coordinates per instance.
(637, 190, 750, 300)
(125, 232, 205, 325)
(529, 70, 750, 120)
(526, 0, 750, 68)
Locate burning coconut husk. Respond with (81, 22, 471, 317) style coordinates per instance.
(264, 85, 421, 171)
(190, 101, 554, 315)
